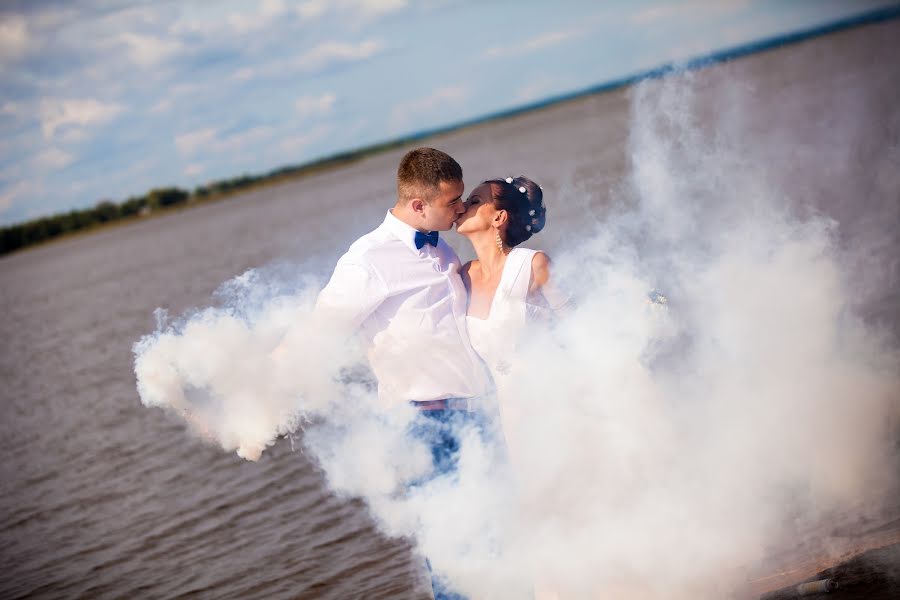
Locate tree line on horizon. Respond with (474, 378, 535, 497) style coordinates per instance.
(0, 148, 373, 256)
(0, 175, 259, 255)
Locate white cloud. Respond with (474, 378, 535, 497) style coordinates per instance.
(176, 125, 281, 161)
(397, 85, 467, 114)
(350, 0, 408, 18)
(226, 0, 291, 33)
(171, 15, 220, 36)
(174, 123, 329, 169)
(295, 92, 336, 119)
(0, 15, 30, 64)
(0, 180, 34, 216)
(260, 0, 288, 18)
(170, 81, 205, 96)
(227, 40, 384, 82)
(230, 66, 257, 82)
(39, 98, 125, 139)
(34, 147, 75, 170)
(175, 127, 218, 156)
(218, 126, 275, 154)
(98, 4, 167, 29)
(56, 128, 91, 144)
(150, 97, 172, 113)
(294, 39, 385, 71)
(278, 123, 332, 155)
(116, 32, 182, 67)
(632, 5, 676, 24)
(297, 0, 328, 19)
(297, 0, 408, 21)
(173, 0, 294, 36)
(228, 39, 385, 83)
(484, 28, 583, 59)
(227, 13, 266, 33)
(390, 85, 468, 130)
(149, 81, 206, 114)
(30, 6, 78, 30)
(632, 0, 753, 24)
(1, 101, 21, 117)
(0, 187, 17, 213)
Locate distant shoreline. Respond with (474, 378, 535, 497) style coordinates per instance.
(3, 5, 898, 257)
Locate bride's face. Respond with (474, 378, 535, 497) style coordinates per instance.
(456, 183, 502, 236)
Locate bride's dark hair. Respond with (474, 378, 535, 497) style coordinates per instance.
(484, 176, 546, 247)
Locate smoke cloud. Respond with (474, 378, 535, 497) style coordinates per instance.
(134, 66, 899, 598)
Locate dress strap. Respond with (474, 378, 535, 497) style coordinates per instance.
(499, 247, 538, 305)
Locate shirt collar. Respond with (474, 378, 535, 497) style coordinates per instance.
(383, 209, 432, 254)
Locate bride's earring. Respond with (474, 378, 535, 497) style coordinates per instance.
(495, 229, 504, 251)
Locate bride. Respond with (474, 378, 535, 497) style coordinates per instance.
(456, 175, 565, 600)
(455, 175, 564, 451)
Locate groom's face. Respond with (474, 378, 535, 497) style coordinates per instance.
(421, 179, 466, 232)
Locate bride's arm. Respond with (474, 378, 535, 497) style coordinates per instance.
(528, 252, 572, 315)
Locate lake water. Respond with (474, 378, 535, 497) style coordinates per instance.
(1, 19, 898, 599)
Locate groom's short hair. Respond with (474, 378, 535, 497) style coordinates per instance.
(397, 147, 463, 203)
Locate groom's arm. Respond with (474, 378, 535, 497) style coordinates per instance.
(271, 257, 387, 362)
(316, 258, 388, 331)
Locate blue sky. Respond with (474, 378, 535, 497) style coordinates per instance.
(0, 0, 897, 226)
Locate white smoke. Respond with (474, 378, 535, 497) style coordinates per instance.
(133, 67, 899, 599)
(132, 269, 348, 461)
(480, 72, 900, 598)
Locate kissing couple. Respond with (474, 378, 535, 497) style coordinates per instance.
(315, 147, 567, 599)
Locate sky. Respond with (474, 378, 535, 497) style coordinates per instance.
(0, 0, 897, 226)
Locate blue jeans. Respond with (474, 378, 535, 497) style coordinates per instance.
(408, 408, 486, 600)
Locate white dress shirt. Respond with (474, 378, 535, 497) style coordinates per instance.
(316, 210, 488, 407)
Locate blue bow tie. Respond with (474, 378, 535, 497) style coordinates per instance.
(414, 230, 439, 249)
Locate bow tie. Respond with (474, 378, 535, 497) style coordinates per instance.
(414, 230, 439, 249)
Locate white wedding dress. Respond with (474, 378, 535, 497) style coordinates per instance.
(466, 247, 542, 440)
(466, 248, 538, 383)
(466, 247, 563, 600)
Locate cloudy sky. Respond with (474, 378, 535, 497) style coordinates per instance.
(0, 0, 896, 226)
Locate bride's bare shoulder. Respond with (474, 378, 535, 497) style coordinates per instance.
(530, 252, 551, 291)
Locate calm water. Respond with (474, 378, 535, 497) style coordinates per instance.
(1, 21, 898, 599)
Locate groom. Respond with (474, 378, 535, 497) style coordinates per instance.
(316, 147, 487, 410)
(316, 147, 487, 600)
